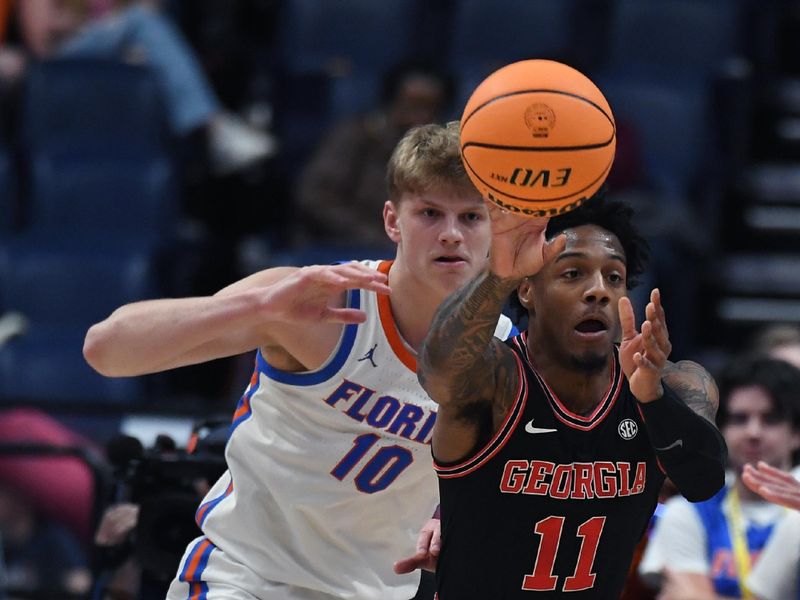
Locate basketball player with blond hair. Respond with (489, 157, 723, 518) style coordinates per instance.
(84, 121, 515, 600)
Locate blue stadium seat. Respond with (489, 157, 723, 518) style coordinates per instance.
(0, 239, 158, 327)
(19, 59, 178, 243)
(0, 144, 16, 237)
(274, 0, 419, 76)
(21, 59, 168, 152)
(603, 0, 745, 80)
(446, 0, 578, 113)
(271, 0, 420, 173)
(448, 0, 577, 75)
(0, 326, 145, 405)
(598, 76, 712, 196)
(27, 153, 178, 242)
(0, 241, 158, 405)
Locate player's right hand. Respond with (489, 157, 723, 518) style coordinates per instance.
(262, 262, 390, 325)
(393, 517, 441, 574)
(487, 205, 564, 281)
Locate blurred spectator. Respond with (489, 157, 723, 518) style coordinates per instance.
(751, 322, 800, 369)
(0, 0, 275, 175)
(638, 355, 800, 599)
(294, 59, 454, 249)
(0, 408, 99, 598)
(0, 482, 91, 598)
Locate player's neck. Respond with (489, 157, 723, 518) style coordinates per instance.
(531, 354, 614, 416)
(386, 263, 442, 352)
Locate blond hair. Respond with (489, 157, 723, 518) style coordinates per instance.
(386, 121, 478, 201)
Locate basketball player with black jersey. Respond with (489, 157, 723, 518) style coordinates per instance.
(417, 197, 727, 599)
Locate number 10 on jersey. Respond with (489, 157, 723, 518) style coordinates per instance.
(331, 433, 414, 493)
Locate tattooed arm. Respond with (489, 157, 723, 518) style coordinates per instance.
(419, 209, 562, 463)
(661, 360, 719, 423)
(419, 269, 522, 463)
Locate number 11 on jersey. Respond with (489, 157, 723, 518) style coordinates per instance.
(522, 515, 606, 592)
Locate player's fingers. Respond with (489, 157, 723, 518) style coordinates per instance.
(756, 461, 798, 483)
(331, 264, 390, 290)
(618, 297, 638, 341)
(640, 321, 666, 367)
(325, 308, 368, 324)
(393, 553, 425, 575)
(652, 288, 668, 326)
(542, 233, 566, 264)
(633, 351, 658, 372)
(642, 313, 671, 359)
(416, 527, 434, 553)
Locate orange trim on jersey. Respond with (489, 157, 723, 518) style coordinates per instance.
(376, 260, 417, 372)
(189, 582, 203, 600)
(232, 369, 259, 422)
(434, 355, 528, 478)
(183, 538, 212, 581)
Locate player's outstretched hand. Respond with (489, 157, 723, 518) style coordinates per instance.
(262, 262, 390, 325)
(618, 289, 673, 403)
(743, 461, 800, 510)
(393, 517, 441, 574)
(487, 205, 564, 281)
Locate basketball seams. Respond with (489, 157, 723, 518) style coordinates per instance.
(461, 137, 615, 152)
(461, 89, 614, 130)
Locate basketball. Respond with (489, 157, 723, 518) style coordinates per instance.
(460, 59, 616, 217)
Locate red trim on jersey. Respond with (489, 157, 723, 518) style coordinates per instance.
(520, 333, 622, 431)
(434, 353, 528, 478)
(376, 260, 417, 372)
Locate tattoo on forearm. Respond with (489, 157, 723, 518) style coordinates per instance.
(663, 361, 719, 423)
(420, 271, 517, 403)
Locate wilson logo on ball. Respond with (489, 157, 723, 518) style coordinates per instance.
(486, 191, 589, 217)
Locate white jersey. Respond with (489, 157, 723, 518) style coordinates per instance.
(172, 260, 515, 600)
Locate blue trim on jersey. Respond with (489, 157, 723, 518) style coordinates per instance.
(196, 476, 232, 528)
(179, 536, 215, 596)
(256, 288, 360, 386)
(507, 324, 520, 338)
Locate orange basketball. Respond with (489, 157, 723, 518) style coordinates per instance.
(460, 59, 616, 217)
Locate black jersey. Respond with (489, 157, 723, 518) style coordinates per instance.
(434, 333, 665, 599)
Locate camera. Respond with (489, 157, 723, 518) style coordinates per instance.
(106, 422, 228, 581)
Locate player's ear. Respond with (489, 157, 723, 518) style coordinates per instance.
(517, 277, 535, 311)
(384, 200, 401, 243)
